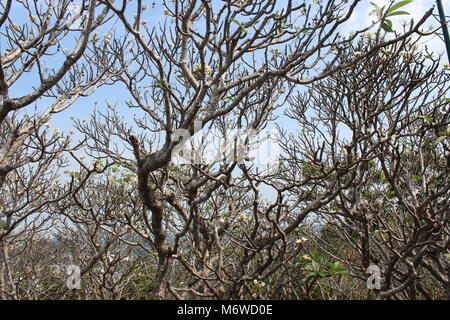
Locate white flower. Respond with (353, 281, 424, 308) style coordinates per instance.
(353, 51, 363, 58)
(141, 20, 149, 25)
(193, 63, 214, 79)
(373, 199, 383, 208)
(163, 8, 172, 16)
(79, 154, 86, 160)
(44, 123, 52, 128)
(365, 126, 375, 135)
(390, 135, 398, 144)
(295, 237, 308, 244)
(237, 215, 247, 222)
(54, 128, 60, 135)
(399, 50, 412, 57)
(194, 63, 214, 73)
(252, 279, 265, 289)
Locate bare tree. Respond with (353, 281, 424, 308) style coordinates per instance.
(0, 0, 121, 298)
(1, 0, 445, 301)
(283, 33, 449, 299)
(75, 0, 435, 299)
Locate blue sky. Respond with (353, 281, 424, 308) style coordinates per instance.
(4, 0, 450, 163)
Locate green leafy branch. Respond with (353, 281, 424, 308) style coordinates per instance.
(297, 250, 351, 283)
(91, 34, 100, 43)
(228, 18, 260, 33)
(370, 0, 413, 33)
(151, 78, 165, 89)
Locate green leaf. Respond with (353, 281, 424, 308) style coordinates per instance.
(304, 272, 317, 281)
(271, 48, 282, 61)
(326, 261, 349, 276)
(432, 136, 446, 147)
(444, 127, 450, 137)
(229, 19, 246, 33)
(331, 261, 347, 272)
(311, 261, 320, 272)
(387, 0, 414, 15)
(382, 20, 394, 32)
(224, 96, 236, 102)
(370, 2, 380, 11)
(443, 98, 450, 101)
(386, 10, 410, 17)
(336, 270, 350, 275)
(152, 78, 165, 88)
(370, 2, 383, 18)
(309, 249, 325, 261)
(419, 115, 433, 122)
